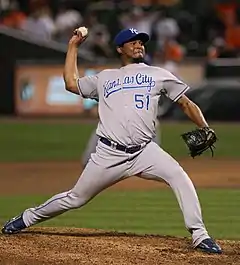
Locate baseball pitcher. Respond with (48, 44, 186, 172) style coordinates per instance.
(2, 27, 221, 254)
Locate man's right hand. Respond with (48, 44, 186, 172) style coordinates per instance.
(68, 28, 88, 47)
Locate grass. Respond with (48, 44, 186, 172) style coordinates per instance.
(0, 121, 240, 161)
(0, 189, 240, 240)
(0, 122, 96, 161)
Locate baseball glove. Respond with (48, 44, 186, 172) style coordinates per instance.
(181, 127, 217, 158)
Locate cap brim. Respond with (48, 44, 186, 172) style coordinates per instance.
(129, 32, 149, 44)
(119, 32, 150, 46)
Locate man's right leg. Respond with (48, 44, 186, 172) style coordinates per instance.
(2, 158, 127, 234)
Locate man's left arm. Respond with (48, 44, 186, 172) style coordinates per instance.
(161, 72, 217, 157)
(177, 95, 209, 128)
(161, 70, 209, 129)
(177, 95, 217, 158)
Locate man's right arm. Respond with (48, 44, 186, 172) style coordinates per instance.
(63, 44, 79, 94)
(63, 29, 87, 95)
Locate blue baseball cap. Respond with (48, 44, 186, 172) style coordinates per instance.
(114, 28, 149, 46)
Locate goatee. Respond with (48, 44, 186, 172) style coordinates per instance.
(132, 57, 145, 64)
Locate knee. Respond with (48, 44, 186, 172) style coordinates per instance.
(167, 166, 191, 184)
(174, 169, 195, 190)
(67, 191, 89, 209)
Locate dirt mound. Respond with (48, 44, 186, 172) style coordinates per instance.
(0, 227, 239, 265)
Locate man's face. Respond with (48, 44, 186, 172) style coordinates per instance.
(119, 39, 145, 60)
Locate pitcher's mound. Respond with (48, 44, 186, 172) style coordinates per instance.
(0, 227, 239, 265)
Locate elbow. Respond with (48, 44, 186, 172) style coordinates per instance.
(63, 76, 79, 94)
(65, 83, 79, 94)
(183, 101, 196, 113)
(178, 96, 195, 110)
(65, 81, 75, 91)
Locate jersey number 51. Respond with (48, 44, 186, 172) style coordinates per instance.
(134, 94, 150, 110)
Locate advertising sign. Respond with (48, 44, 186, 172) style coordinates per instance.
(14, 64, 108, 115)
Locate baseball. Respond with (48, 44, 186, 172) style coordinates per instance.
(77, 26, 88, 37)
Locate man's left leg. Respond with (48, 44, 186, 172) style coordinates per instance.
(81, 130, 99, 168)
(129, 142, 222, 254)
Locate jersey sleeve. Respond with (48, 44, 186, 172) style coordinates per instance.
(76, 75, 98, 99)
(162, 71, 190, 102)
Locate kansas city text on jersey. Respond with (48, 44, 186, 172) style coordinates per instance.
(103, 73, 156, 98)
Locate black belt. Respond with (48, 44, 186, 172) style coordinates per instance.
(100, 137, 149, 154)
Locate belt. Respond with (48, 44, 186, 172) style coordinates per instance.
(100, 137, 149, 154)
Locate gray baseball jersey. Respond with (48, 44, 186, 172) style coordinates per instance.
(77, 63, 188, 145)
(22, 63, 210, 247)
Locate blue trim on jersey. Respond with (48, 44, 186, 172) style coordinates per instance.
(173, 86, 190, 102)
(105, 85, 155, 98)
(122, 85, 153, 90)
(34, 192, 71, 211)
(105, 87, 122, 98)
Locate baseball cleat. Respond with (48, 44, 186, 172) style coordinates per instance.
(195, 238, 222, 254)
(1, 214, 26, 234)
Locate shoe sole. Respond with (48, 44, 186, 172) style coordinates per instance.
(1, 227, 21, 235)
(196, 247, 222, 254)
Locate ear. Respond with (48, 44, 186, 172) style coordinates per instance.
(116, 47, 123, 54)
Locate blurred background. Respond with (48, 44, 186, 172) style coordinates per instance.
(1, 1, 240, 254)
(0, 0, 240, 119)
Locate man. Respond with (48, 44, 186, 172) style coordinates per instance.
(2, 27, 222, 254)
